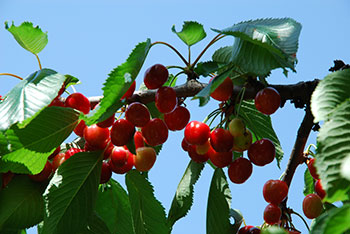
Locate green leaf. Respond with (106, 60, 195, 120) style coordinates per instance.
(311, 69, 350, 122)
(95, 179, 135, 234)
(303, 168, 315, 196)
(0, 229, 27, 234)
(341, 155, 350, 181)
(5, 21, 48, 54)
(261, 226, 288, 234)
(167, 160, 205, 227)
(64, 74, 80, 89)
(239, 100, 283, 167)
(78, 212, 111, 234)
(0, 176, 44, 230)
(0, 69, 66, 131)
(212, 46, 233, 64)
(42, 151, 102, 234)
(86, 39, 152, 125)
(213, 18, 302, 76)
(229, 209, 243, 233)
(315, 99, 350, 202)
(206, 168, 232, 234)
(0, 107, 79, 174)
(126, 170, 169, 234)
(310, 204, 350, 234)
(171, 21, 206, 46)
(194, 61, 220, 77)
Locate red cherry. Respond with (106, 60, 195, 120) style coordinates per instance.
(195, 140, 211, 155)
(29, 161, 53, 182)
(263, 203, 281, 225)
(110, 147, 129, 167)
(110, 119, 135, 146)
(121, 81, 136, 100)
(83, 124, 110, 150)
(181, 138, 190, 152)
(109, 152, 135, 174)
(254, 87, 281, 115)
(74, 120, 87, 137)
(209, 128, 234, 152)
(48, 146, 61, 160)
(288, 230, 301, 234)
(228, 157, 252, 184)
(103, 141, 114, 160)
(209, 76, 233, 101)
(100, 161, 112, 184)
(143, 64, 169, 89)
(263, 180, 289, 205)
(187, 145, 209, 163)
(135, 147, 157, 172)
(314, 179, 326, 199)
(248, 138, 275, 166)
(155, 86, 177, 113)
(238, 225, 255, 234)
(65, 92, 91, 114)
(97, 114, 115, 128)
(307, 158, 320, 180)
(134, 131, 145, 149)
(164, 106, 190, 131)
(141, 118, 168, 146)
(207, 146, 232, 168)
(302, 194, 323, 219)
(248, 227, 261, 234)
(52, 153, 66, 171)
(184, 121, 210, 145)
(65, 148, 83, 160)
(49, 97, 65, 107)
(1, 172, 14, 188)
(125, 102, 151, 127)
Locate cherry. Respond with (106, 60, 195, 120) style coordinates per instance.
(134, 147, 157, 172)
(248, 138, 275, 166)
(238, 225, 254, 234)
(49, 97, 65, 107)
(210, 128, 234, 152)
(232, 129, 252, 152)
(74, 120, 87, 137)
(155, 86, 177, 113)
(164, 105, 190, 131)
(302, 194, 323, 219)
(121, 80, 136, 100)
(307, 158, 319, 180)
(65, 92, 91, 114)
(314, 179, 326, 199)
(48, 146, 61, 160)
(181, 138, 190, 152)
(83, 124, 110, 150)
(110, 119, 135, 146)
(110, 146, 129, 167)
(97, 114, 115, 128)
(209, 76, 233, 101)
(52, 153, 66, 171)
(100, 161, 112, 184)
(1, 171, 14, 188)
(228, 118, 245, 137)
(187, 145, 209, 163)
(141, 118, 168, 146)
(184, 121, 210, 145)
(134, 131, 145, 149)
(102, 141, 114, 160)
(263, 180, 289, 205)
(125, 102, 151, 127)
(207, 146, 232, 168)
(288, 230, 301, 234)
(109, 152, 135, 174)
(247, 227, 261, 234)
(65, 148, 83, 160)
(254, 87, 281, 115)
(228, 157, 253, 184)
(143, 64, 169, 89)
(195, 140, 211, 155)
(263, 203, 281, 225)
(29, 161, 53, 182)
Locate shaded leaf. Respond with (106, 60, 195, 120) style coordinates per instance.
(172, 21, 206, 46)
(304, 168, 315, 196)
(212, 46, 233, 64)
(194, 61, 220, 77)
(42, 151, 102, 234)
(230, 209, 243, 233)
(261, 226, 288, 234)
(78, 212, 111, 234)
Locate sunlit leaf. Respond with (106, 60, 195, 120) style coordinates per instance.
(303, 168, 315, 196)
(172, 21, 206, 46)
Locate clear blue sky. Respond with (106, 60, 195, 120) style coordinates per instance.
(1, 1, 349, 233)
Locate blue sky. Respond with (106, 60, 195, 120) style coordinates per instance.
(1, 1, 349, 233)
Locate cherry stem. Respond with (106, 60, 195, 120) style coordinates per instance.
(34, 53, 42, 70)
(0, 73, 24, 80)
(235, 87, 246, 117)
(188, 46, 191, 65)
(152, 41, 189, 66)
(290, 210, 310, 232)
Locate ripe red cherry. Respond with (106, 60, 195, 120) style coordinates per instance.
(263, 203, 281, 225)
(65, 148, 83, 160)
(207, 146, 232, 168)
(100, 161, 112, 184)
(110, 147, 129, 167)
(302, 194, 323, 219)
(48, 146, 61, 160)
(144, 64, 169, 89)
(103, 141, 114, 160)
(121, 81, 136, 100)
(135, 147, 157, 172)
(97, 114, 115, 128)
(247, 227, 261, 234)
(155, 86, 177, 113)
(307, 158, 320, 180)
(314, 179, 326, 199)
(49, 97, 65, 107)
(210, 76, 233, 101)
(74, 120, 87, 137)
(141, 118, 168, 146)
(65, 92, 91, 114)
(1, 171, 14, 188)
(125, 102, 151, 127)
(29, 161, 53, 182)
(164, 106, 190, 131)
(110, 119, 135, 146)
(181, 138, 190, 152)
(184, 121, 210, 145)
(83, 124, 110, 150)
(187, 145, 209, 163)
(109, 152, 135, 174)
(228, 157, 253, 184)
(134, 131, 145, 149)
(254, 87, 281, 115)
(238, 225, 255, 234)
(263, 180, 289, 205)
(248, 138, 275, 166)
(210, 128, 234, 152)
(52, 153, 66, 171)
